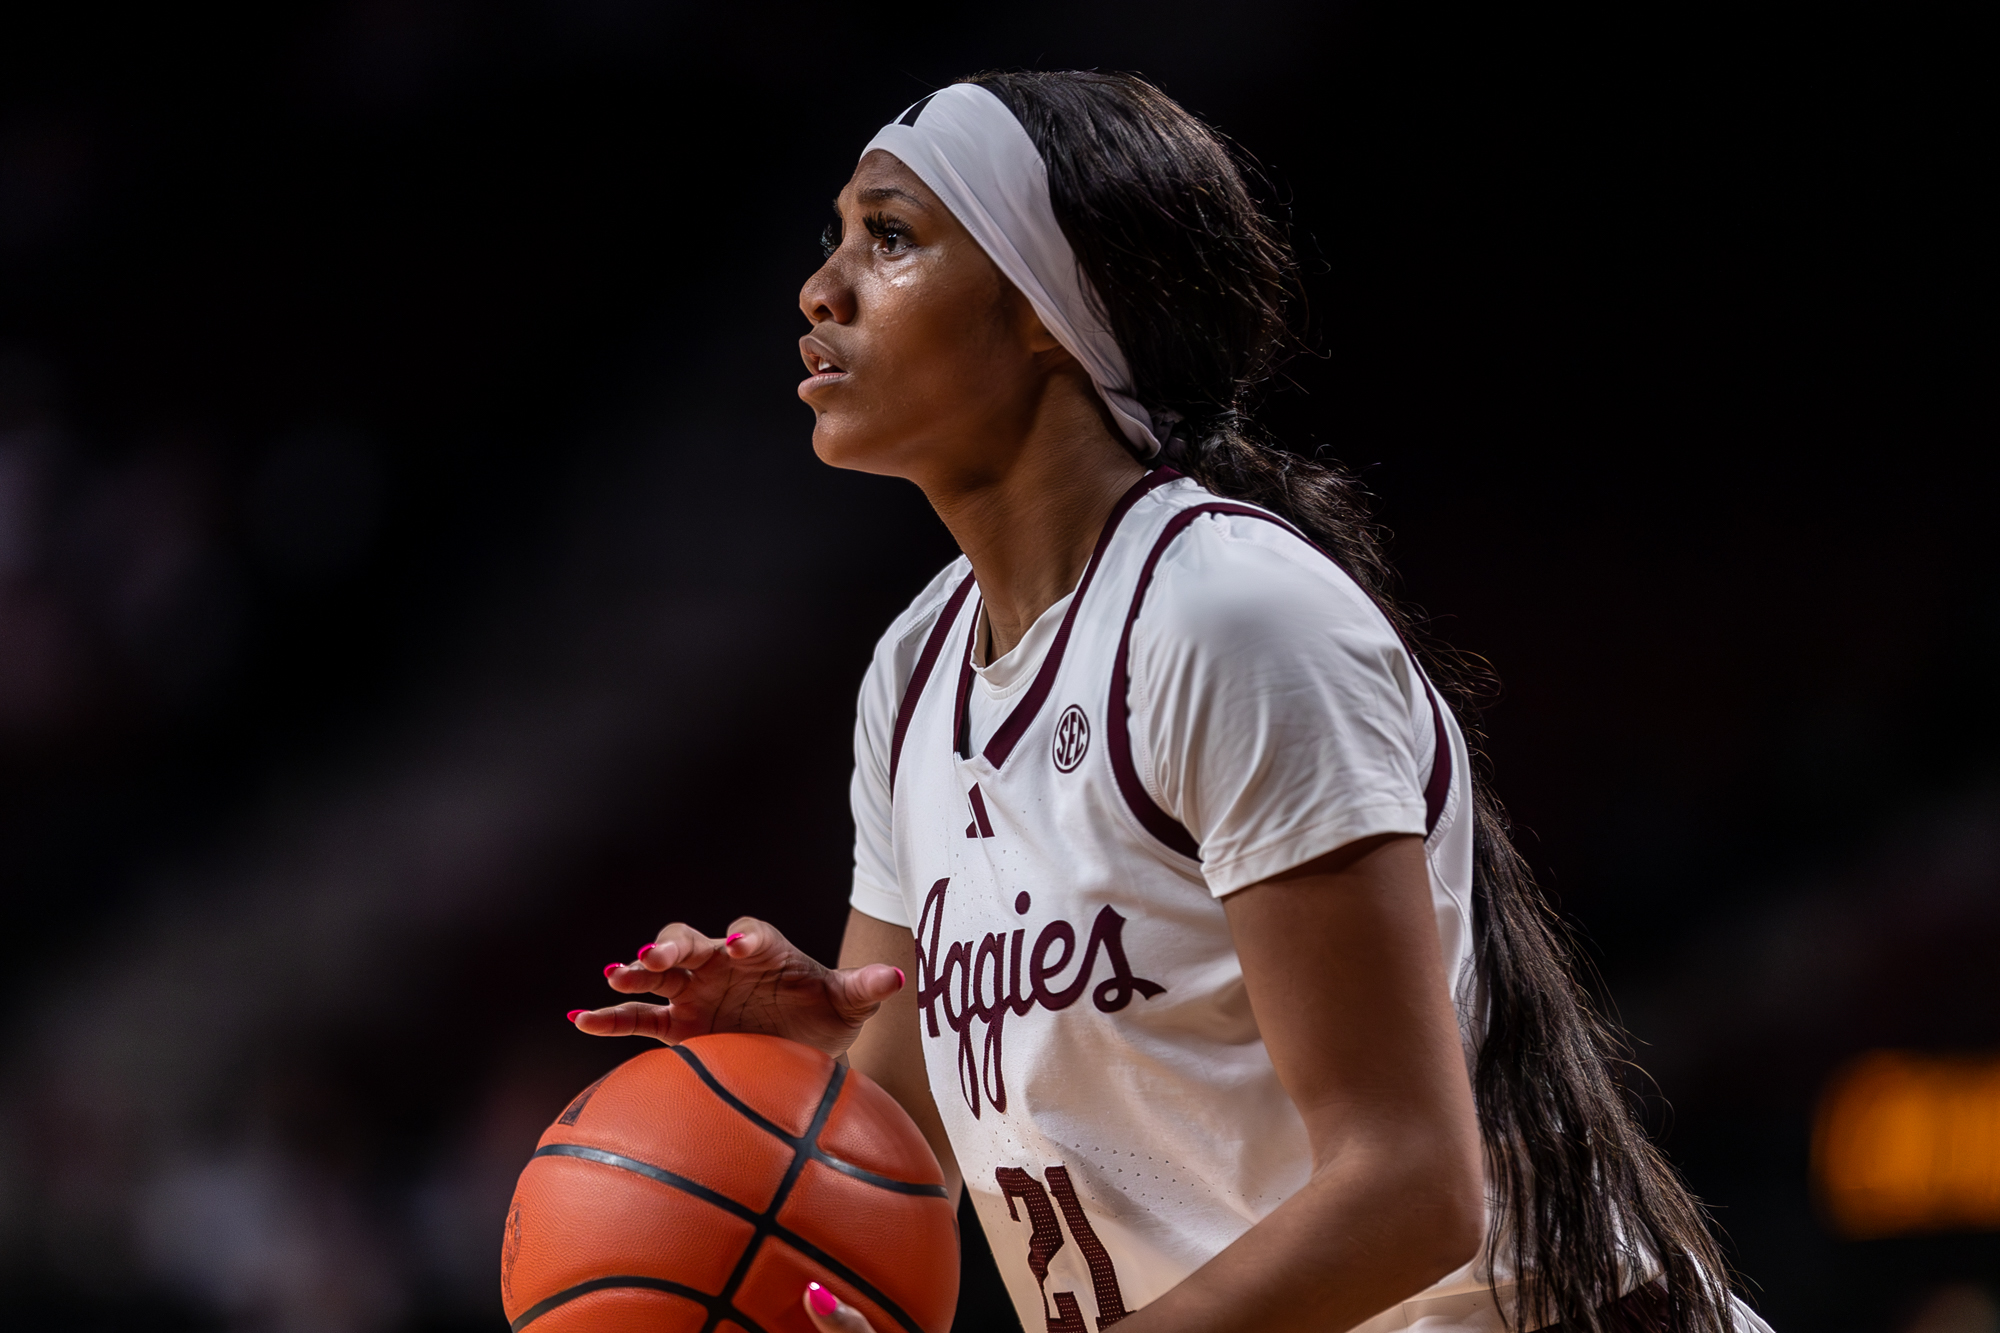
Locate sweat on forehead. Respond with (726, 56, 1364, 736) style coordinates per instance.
(861, 83, 1162, 459)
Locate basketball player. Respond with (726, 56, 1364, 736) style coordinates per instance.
(574, 74, 1771, 1333)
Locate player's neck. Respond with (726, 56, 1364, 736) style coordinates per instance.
(923, 384, 1145, 664)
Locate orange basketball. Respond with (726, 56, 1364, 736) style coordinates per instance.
(501, 1033, 959, 1333)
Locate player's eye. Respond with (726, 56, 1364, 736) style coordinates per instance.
(862, 212, 912, 255)
(819, 221, 839, 259)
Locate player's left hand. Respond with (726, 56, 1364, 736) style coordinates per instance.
(803, 1282, 880, 1333)
(571, 915, 905, 1058)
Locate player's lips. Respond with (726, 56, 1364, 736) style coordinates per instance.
(798, 336, 850, 398)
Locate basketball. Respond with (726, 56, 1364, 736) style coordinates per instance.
(501, 1033, 960, 1333)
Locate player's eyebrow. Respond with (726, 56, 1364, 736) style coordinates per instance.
(853, 185, 930, 210)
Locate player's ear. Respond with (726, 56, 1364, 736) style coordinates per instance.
(1027, 318, 1059, 355)
(999, 278, 1065, 356)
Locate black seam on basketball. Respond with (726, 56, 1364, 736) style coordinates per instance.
(667, 1048, 939, 1333)
(671, 1046, 950, 1194)
(771, 1060, 847, 1217)
(702, 1061, 848, 1333)
(764, 1223, 927, 1333)
(813, 1151, 951, 1197)
(788, 1064, 927, 1333)
(530, 1144, 761, 1223)
(672, 1044, 801, 1143)
(509, 1275, 766, 1333)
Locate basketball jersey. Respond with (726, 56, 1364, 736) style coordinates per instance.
(849, 469, 1510, 1332)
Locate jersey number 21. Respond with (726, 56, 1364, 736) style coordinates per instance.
(996, 1165, 1131, 1332)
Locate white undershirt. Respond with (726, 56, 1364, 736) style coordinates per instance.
(962, 589, 1075, 761)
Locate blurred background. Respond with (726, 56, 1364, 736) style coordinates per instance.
(0, 2, 1990, 1331)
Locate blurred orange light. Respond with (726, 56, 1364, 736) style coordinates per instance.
(1813, 1051, 2000, 1238)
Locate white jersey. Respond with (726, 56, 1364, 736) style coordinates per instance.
(847, 469, 1781, 1333)
(848, 470, 1495, 1332)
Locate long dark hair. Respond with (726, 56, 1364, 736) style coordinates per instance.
(968, 69, 1736, 1333)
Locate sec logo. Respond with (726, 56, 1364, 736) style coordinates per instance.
(1052, 704, 1091, 772)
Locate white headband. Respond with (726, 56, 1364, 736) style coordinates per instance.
(862, 83, 1164, 459)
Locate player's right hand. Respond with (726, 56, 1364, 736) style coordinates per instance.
(568, 916, 906, 1060)
(803, 1282, 879, 1333)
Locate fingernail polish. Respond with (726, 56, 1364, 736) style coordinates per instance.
(893, 967, 906, 988)
(807, 1283, 838, 1317)
(566, 1009, 586, 1022)
(726, 932, 744, 946)
(638, 944, 655, 959)
(605, 963, 623, 978)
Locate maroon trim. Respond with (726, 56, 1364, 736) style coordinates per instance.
(1107, 503, 1454, 861)
(888, 571, 976, 795)
(967, 783, 996, 838)
(979, 468, 1185, 769)
(953, 597, 981, 758)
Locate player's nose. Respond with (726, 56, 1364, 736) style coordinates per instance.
(800, 259, 856, 326)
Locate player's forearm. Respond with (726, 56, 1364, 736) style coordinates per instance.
(837, 909, 965, 1204)
(849, 993, 963, 1206)
(1117, 1121, 1485, 1333)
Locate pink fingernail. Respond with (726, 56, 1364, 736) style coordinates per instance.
(566, 1009, 585, 1022)
(893, 967, 906, 988)
(603, 963, 621, 978)
(807, 1283, 838, 1317)
(726, 932, 744, 946)
(638, 944, 655, 959)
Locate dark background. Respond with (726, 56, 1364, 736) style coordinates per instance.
(0, 2, 1989, 1331)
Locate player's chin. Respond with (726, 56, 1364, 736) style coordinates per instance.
(810, 416, 905, 476)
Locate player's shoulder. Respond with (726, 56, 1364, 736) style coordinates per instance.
(884, 554, 973, 642)
(1138, 482, 1384, 643)
(865, 554, 974, 679)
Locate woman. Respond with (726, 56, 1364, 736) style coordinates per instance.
(573, 72, 1767, 1333)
